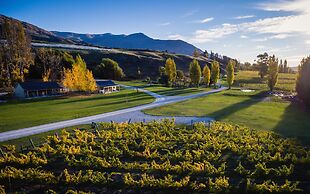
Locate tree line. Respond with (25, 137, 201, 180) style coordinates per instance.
(159, 57, 236, 89)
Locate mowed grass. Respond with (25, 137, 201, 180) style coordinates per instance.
(144, 71, 310, 144)
(0, 89, 154, 132)
(117, 80, 211, 96)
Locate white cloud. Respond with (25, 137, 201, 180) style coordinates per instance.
(240, 35, 248, 39)
(159, 22, 171, 26)
(256, 45, 266, 49)
(306, 40, 310, 44)
(190, 23, 238, 43)
(182, 10, 198, 17)
(167, 34, 185, 40)
(234, 15, 256, 19)
(200, 17, 214, 23)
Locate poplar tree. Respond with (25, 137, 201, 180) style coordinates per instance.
(267, 55, 279, 92)
(0, 18, 33, 87)
(211, 60, 220, 88)
(164, 58, 177, 86)
(226, 59, 235, 89)
(189, 59, 201, 87)
(63, 55, 96, 92)
(202, 64, 210, 87)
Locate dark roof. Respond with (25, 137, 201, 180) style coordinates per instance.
(96, 80, 118, 87)
(18, 82, 63, 91)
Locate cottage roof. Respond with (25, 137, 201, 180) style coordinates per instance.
(18, 82, 63, 91)
(96, 80, 118, 87)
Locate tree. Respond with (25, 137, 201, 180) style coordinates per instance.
(164, 58, 177, 86)
(226, 59, 235, 89)
(176, 70, 184, 80)
(193, 49, 200, 58)
(257, 53, 269, 79)
(36, 48, 62, 82)
(0, 18, 33, 87)
(96, 58, 124, 80)
(211, 60, 220, 88)
(63, 55, 97, 92)
(283, 60, 288, 73)
(279, 59, 283, 73)
(296, 56, 310, 106)
(189, 59, 201, 87)
(267, 55, 279, 92)
(202, 65, 210, 87)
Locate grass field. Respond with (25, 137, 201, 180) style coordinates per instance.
(0, 89, 154, 132)
(234, 71, 297, 92)
(144, 71, 310, 144)
(117, 80, 211, 96)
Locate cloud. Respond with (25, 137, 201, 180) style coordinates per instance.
(257, 0, 309, 13)
(234, 15, 256, 19)
(306, 40, 310, 44)
(190, 23, 238, 43)
(182, 9, 199, 17)
(240, 35, 248, 39)
(200, 17, 214, 23)
(168, 34, 185, 40)
(159, 22, 171, 26)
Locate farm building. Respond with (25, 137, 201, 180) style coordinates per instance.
(14, 82, 66, 98)
(96, 80, 120, 94)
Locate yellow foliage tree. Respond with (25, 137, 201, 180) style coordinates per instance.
(63, 55, 97, 92)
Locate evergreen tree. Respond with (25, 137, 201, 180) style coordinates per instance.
(164, 58, 177, 86)
(279, 59, 283, 73)
(211, 60, 220, 88)
(267, 55, 279, 92)
(296, 56, 310, 106)
(226, 59, 235, 89)
(257, 53, 269, 79)
(189, 59, 201, 87)
(202, 64, 211, 87)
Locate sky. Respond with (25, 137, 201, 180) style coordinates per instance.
(1, 0, 310, 66)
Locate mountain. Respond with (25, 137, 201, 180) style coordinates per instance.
(0, 14, 81, 44)
(53, 31, 201, 56)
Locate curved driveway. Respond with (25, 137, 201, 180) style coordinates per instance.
(0, 86, 226, 142)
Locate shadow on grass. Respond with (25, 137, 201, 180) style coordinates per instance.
(53, 92, 148, 105)
(208, 91, 267, 120)
(273, 103, 310, 145)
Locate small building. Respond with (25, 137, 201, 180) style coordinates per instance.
(96, 80, 120, 94)
(14, 82, 66, 98)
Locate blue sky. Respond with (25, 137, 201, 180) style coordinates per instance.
(1, 0, 310, 66)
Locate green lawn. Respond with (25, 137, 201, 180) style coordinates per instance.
(0, 89, 154, 132)
(117, 80, 211, 96)
(235, 71, 297, 92)
(144, 71, 309, 144)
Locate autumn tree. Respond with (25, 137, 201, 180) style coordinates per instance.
(267, 55, 279, 92)
(202, 64, 210, 87)
(226, 59, 235, 89)
(36, 48, 62, 82)
(296, 56, 310, 106)
(211, 60, 220, 88)
(96, 58, 124, 80)
(0, 18, 33, 87)
(257, 52, 269, 79)
(189, 59, 201, 87)
(164, 58, 177, 86)
(63, 55, 96, 92)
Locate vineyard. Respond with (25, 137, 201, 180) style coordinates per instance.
(0, 120, 309, 193)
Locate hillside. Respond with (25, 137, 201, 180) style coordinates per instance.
(0, 14, 79, 44)
(53, 31, 202, 56)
